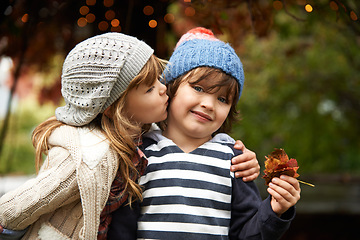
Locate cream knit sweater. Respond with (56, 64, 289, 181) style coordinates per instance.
(0, 125, 119, 239)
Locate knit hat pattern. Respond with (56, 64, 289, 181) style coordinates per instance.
(55, 32, 154, 126)
(163, 27, 245, 100)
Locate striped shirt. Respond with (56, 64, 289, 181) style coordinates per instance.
(137, 131, 239, 240)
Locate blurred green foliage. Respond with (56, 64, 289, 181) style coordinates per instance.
(1, 1, 359, 176)
(0, 101, 55, 175)
(232, 11, 360, 174)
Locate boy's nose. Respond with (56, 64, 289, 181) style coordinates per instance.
(200, 95, 215, 110)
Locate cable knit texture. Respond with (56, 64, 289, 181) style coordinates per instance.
(0, 125, 119, 239)
(55, 32, 154, 126)
(163, 27, 245, 100)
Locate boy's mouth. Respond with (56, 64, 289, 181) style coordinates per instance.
(191, 110, 212, 121)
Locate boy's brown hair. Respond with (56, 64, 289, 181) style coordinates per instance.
(163, 66, 240, 135)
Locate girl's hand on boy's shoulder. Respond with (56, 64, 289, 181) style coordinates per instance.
(268, 175, 301, 216)
(231, 140, 260, 182)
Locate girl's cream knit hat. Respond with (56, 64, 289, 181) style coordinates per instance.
(55, 32, 154, 126)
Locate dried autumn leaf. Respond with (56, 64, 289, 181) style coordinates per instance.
(262, 148, 300, 185)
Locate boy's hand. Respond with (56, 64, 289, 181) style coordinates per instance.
(231, 140, 260, 182)
(268, 175, 301, 216)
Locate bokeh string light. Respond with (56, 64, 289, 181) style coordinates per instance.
(164, 13, 175, 24)
(350, 11, 358, 21)
(149, 19, 157, 28)
(75, 0, 358, 32)
(21, 13, 29, 23)
(98, 20, 108, 31)
(305, 4, 313, 13)
(270, 1, 358, 22)
(79, 6, 89, 16)
(86, 0, 96, 6)
(273, 1, 283, 11)
(86, 13, 96, 23)
(105, 10, 115, 21)
(143, 6, 154, 16)
(77, 17, 87, 27)
(103, 0, 114, 8)
(77, 0, 118, 31)
(184, 6, 195, 17)
(76, 1, 168, 31)
(75, 0, 204, 31)
(329, 1, 339, 11)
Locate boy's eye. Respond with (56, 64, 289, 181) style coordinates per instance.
(193, 86, 203, 92)
(218, 97, 227, 103)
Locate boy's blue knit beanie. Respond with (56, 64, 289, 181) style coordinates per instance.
(163, 27, 245, 100)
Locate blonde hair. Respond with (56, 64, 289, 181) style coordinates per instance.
(32, 54, 166, 203)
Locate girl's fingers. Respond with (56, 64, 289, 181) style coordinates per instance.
(232, 163, 260, 181)
(230, 148, 260, 180)
(231, 160, 259, 172)
(233, 140, 245, 151)
(241, 172, 259, 182)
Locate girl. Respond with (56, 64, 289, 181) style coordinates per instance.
(137, 27, 301, 240)
(0, 32, 259, 240)
(0, 32, 168, 240)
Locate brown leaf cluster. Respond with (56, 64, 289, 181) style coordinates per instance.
(263, 148, 299, 185)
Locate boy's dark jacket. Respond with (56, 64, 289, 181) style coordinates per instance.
(108, 136, 295, 240)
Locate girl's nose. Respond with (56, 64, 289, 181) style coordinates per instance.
(159, 82, 167, 95)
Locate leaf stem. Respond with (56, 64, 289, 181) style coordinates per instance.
(298, 180, 315, 187)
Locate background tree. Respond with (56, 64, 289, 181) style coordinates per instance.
(0, 0, 359, 176)
(0, 0, 169, 169)
(1, 1, 359, 238)
(170, 0, 360, 174)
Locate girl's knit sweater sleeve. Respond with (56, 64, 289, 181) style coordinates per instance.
(229, 178, 295, 240)
(0, 127, 79, 231)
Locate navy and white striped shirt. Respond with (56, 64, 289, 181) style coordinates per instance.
(137, 131, 239, 240)
(107, 131, 295, 240)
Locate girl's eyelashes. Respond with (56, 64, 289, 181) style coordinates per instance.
(146, 86, 155, 93)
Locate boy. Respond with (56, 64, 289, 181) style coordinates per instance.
(137, 27, 300, 240)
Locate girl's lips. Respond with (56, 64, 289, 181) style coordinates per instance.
(191, 110, 212, 121)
